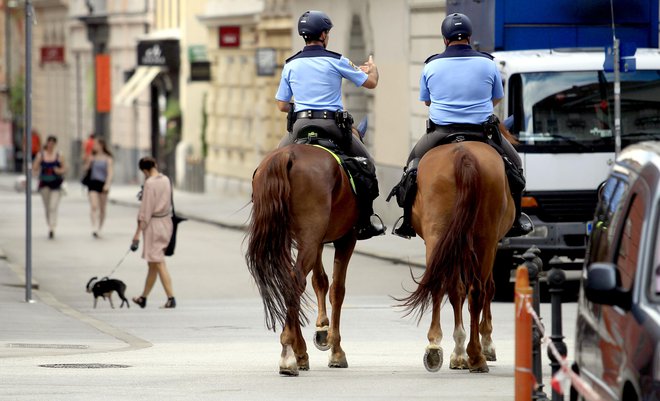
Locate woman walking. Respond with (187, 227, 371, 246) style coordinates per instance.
(32, 136, 67, 239)
(130, 156, 176, 309)
(83, 138, 113, 237)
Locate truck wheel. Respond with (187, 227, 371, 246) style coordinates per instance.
(492, 250, 515, 302)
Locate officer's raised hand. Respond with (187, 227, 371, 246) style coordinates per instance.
(360, 55, 378, 89)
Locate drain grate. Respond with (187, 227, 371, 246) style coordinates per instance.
(39, 363, 130, 369)
(7, 343, 89, 350)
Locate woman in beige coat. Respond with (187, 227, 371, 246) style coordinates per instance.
(130, 156, 176, 309)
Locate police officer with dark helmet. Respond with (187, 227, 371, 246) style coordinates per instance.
(275, 10, 385, 240)
(390, 12, 533, 239)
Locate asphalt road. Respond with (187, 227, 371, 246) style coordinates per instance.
(0, 182, 576, 400)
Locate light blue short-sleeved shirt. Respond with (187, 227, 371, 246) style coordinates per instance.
(276, 45, 368, 112)
(420, 44, 503, 125)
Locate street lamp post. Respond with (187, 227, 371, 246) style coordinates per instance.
(77, 12, 109, 141)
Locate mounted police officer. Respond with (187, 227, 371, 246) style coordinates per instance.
(390, 12, 532, 239)
(275, 10, 385, 240)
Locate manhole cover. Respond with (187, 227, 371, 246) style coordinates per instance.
(7, 343, 89, 349)
(39, 363, 131, 369)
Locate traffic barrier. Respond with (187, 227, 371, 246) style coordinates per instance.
(514, 257, 603, 401)
(514, 265, 534, 401)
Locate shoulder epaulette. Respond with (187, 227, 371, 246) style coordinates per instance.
(479, 51, 494, 60)
(286, 48, 342, 63)
(325, 49, 342, 58)
(424, 54, 441, 64)
(285, 51, 303, 64)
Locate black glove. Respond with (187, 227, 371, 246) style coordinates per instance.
(130, 240, 139, 252)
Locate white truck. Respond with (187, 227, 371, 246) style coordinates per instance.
(491, 48, 660, 294)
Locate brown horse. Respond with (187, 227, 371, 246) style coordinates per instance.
(399, 133, 516, 373)
(245, 143, 358, 376)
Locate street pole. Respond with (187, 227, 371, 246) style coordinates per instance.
(613, 38, 622, 155)
(24, 0, 33, 302)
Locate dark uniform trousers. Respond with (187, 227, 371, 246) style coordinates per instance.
(278, 118, 374, 164)
(406, 126, 522, 170)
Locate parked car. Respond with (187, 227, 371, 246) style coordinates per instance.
(571, 141, 660, 401)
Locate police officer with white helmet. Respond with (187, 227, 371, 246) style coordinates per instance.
(390, 12, 532, 238)
(275, 10, 385, 240)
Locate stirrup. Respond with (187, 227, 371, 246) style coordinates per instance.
(356, 214, 387, 240)
(392, 216, 416, 239)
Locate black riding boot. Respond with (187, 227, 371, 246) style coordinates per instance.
(356, 200, 386, 240)
(505, 191, 533, 237)
(389, 159, 420, 239)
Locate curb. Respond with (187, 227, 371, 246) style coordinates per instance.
(109, 198, 425, 269)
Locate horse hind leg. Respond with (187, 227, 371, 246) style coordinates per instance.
(311, 245, 331, 352)
(327, 234, 356, 368)
(424, 293, 443, 372)
(448, 284, 469, 370)
(279, 318, 301, 376)
(466, 285, 489, 373)
(480, 274, 496, 362)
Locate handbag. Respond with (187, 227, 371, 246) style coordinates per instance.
(164, 177, 186, 256)
(81, 167, 91, 187)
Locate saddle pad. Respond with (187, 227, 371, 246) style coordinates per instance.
(311, 144, 357, 195)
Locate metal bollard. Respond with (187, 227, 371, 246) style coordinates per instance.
(522, 250, 549, 401)
(547, 261, 567, 401)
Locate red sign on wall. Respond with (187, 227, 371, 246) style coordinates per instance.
(219, 26, 241, 48)
(96, 54, 112, 113)
(40, 46, 65, 64)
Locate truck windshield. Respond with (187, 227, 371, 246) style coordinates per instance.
(513, 70, 660, 152)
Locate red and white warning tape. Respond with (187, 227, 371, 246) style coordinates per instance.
(519, 295, 604, 401)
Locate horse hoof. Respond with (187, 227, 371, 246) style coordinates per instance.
(483, 349, 497, 362)
(297, 355, 310, 371)
(469, 364, 489, 373)
(423, 347, 443, 372)
(279, 367, 299, 376)
(449, 354, 469, 370)
(313, 329, 331, 351)
(328, 355, 348, 368)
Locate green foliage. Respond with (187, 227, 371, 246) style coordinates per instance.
(9, 74, 24, 127)
(200, 92, 208, 159)
(164, 98, 181, 153)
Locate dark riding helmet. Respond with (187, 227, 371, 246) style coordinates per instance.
(441, 13, 473, 42)
(298, 10, 333, 41)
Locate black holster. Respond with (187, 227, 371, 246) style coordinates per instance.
(335, 110, 354, 148)
(286, 103, 296, 133)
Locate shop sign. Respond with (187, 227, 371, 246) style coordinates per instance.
(41, 46, 65, 64)
(256, 48, 277, 76)
(188, 45, 208, 62)
(190, 61, 211, 81)
(219, 26, 240, 48)
(138, 39, 180, 69)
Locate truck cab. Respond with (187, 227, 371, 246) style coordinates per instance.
(494, 48, 660, 255)
(490, 48, 660, 295)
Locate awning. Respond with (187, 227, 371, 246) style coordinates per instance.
(113, 66, 161, 106)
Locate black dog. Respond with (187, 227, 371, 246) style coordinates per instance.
(86, 276, 129, 309)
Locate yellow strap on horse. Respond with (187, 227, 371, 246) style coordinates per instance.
(311, 144, 356, 194)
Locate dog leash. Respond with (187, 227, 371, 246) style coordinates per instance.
(106, 248, 132, 278)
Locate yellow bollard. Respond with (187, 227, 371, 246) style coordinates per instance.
(515, 265, 534, 401)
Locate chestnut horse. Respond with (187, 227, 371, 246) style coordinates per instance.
(246, 143, 358, 376)
(399, 133, 517, 373)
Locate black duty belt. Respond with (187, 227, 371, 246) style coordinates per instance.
(435, 123, 484, 133)
(296, 110, 336, 119)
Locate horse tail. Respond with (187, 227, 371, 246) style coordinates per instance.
(246, 150, 306, 331)
(400, 146, 481, 321)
